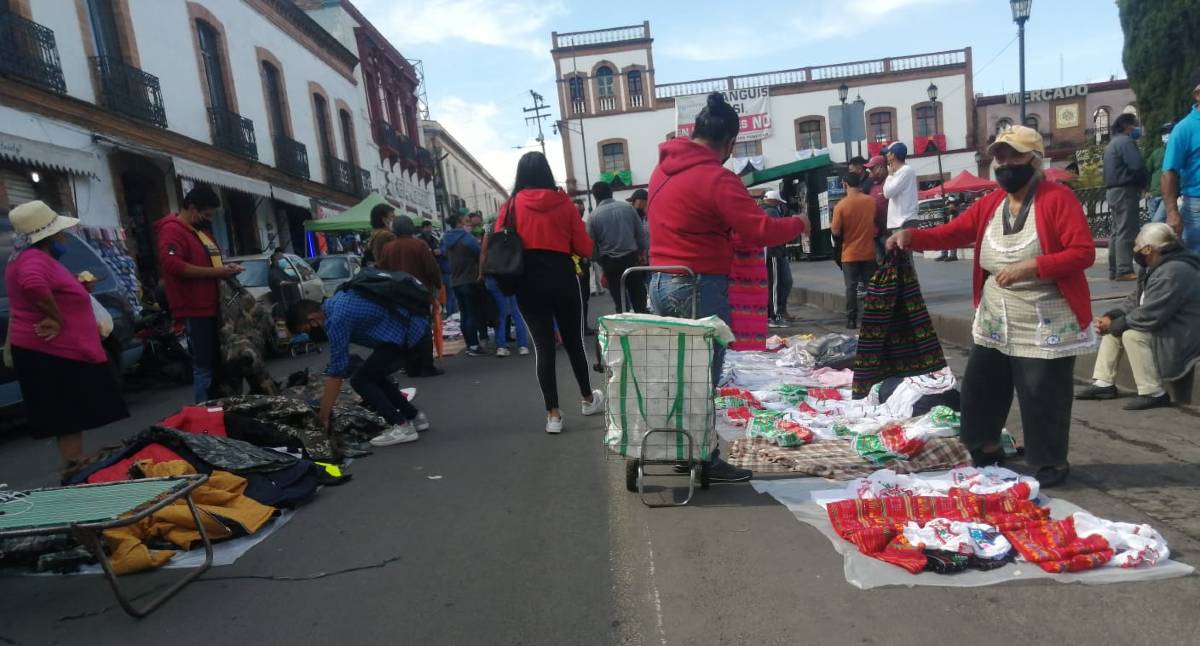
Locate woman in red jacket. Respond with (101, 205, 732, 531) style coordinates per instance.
(646, 93, 807, 483)
(889, 126, 1096, 487)
(495, 152, 604, 434)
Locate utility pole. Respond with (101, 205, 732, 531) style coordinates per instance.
(523, 90, 549, 156)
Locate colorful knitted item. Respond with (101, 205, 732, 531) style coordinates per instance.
(852, 251, 948, 399)
(1003, 516, 1115, 573)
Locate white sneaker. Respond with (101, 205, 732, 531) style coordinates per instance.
(495, 347, 511, 357)
(400, 387, 417, 402)
(412, 411, 430, 432)
(369, 423, 419, 446)
(546, 415, 563, 434)
(518, 346, 530, 356)
(581, 389, 606, 416)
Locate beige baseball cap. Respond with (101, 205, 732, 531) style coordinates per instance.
(988, 124, 1044, 156)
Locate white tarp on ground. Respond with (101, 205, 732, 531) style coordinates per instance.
(751, 476, 1194, 589)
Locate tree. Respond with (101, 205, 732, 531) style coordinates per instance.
(1117, 0, 1200, 153)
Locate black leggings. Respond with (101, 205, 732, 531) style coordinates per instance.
(515, 251, 592, 411)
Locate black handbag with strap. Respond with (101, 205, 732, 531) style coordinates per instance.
(482, 197, 525, 295)
(338, 267, 432, 316)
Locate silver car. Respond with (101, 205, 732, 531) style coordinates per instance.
(308, 254, 362, 298)
(227, 252, 326, 303)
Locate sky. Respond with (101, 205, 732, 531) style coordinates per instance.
(354, 0, 1128, 194)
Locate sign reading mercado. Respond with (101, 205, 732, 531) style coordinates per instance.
(675, 88, 771, 142)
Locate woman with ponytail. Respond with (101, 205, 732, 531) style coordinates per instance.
(494, 152, 604, 434)
(647, 93, 808, 482)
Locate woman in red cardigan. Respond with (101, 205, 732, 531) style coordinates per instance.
(888, 126, 1096, 488)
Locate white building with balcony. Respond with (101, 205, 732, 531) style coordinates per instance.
(0, 0, 383, 292)
(551, 22, 978, 201)
(422, 120, 508, 223)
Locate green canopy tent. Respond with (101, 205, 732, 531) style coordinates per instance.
(304, 193, 442, 232)
(740, 153, 836, 259)
(740, 153, 832, 188)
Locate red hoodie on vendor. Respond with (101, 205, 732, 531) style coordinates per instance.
(647, 138, 807, 275)
(496, 188, 592, 256)
(155, 214, 223, 318)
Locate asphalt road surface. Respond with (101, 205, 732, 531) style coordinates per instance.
(1, 302, 1198, 645)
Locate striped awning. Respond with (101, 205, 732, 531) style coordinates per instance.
(0, 131, 100, 178)
(171, 156, 271, 199)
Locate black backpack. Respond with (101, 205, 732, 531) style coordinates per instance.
(338, 267, 431, 316)
(482, 198, 525, 294)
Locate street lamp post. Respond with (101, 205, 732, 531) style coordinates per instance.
(1010, 0, 1032, 123)
(838, 83, 851, 162)
(927, 83, 945, 203)
(853, 93, 865, 157)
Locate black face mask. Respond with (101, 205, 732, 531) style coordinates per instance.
(994, 163, 1036, 193)
(1134, 252, 1149, 268)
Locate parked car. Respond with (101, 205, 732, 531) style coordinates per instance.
(0, 216, 143, 416)
(307, 254, 362, 298)
(228, 252, 325, 304)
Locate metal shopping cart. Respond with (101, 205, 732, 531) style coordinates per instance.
(599, 266, 724, 507)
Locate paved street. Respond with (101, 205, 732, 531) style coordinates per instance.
(1, 297, 1199, 645)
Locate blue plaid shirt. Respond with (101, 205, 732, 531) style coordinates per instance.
(323, 291, 430, 378)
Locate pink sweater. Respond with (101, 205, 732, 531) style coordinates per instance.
(5, 248, 106, 364)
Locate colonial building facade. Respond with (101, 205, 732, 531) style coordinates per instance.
(422, 119, 508, 223)
(550, 22, 978, 199)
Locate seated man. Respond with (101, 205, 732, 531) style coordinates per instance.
(1076, 223, 1200, 410)
(287, 291, 431, 446)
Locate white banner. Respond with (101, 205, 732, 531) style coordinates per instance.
(675, 87, 771, 142)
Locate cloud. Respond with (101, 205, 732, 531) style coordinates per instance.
(356, 0, 566, 55)
(791, 0, 966, 40)
(430, 96, 567, 202)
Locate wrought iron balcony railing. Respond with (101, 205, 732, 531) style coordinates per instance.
(355, 167, 371, 197)
(327, 156, 356, 194)
(0, 12, 66, 94)
(208, 106, 258, 160)
(273, 135, 309, 179)
(90, 56, 166, 127)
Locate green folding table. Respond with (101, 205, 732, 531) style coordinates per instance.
(0, 475, 212, 618)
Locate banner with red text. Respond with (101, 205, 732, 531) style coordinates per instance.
(675, 87, 771, 142)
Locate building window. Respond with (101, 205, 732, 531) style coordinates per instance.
(627, 70, 644, 108)
(339, 109, 356, 165)
(868, 109, 894, 143)
(596, 66, 616, 111)
(995, 117, 1013, 134)
(261, 62, 287, 137)
(568, 76, 586, 115)
(313, 94, 333, 166)
(1024, 114, 1040, 131)
(87, 0, 124, 61)
(196, 20, 229, 110)
(1123, 103, 1138, 116)
(796, 119, 824, 149)
(915, 105, 938, 137)
(600, 142, 626, 173)
(732, 140, 762, 157)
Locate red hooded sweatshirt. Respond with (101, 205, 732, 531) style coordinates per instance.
(647, 138, 807, 275)
(496, 188, 592, 257)
(156, 214, 222, 318)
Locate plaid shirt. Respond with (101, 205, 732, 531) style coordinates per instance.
(323, 291, 429, 378)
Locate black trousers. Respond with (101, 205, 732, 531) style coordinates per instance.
(516, 251, 593, 411)
(842, 260, 876, 323)
(766, 253, 793, 319)
(600, 252, 647, 313)
(960, 344, 1075, 468)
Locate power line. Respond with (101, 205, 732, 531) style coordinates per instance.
(522, 90, 550, 156)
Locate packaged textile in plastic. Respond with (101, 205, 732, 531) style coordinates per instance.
(903, 406, 961, 440)
(812, 467, 1040, 507)
(600, 313, 733, 461)
(715, 387, 762, 410)
(852, 424, 927, 464)
(902, 518, 1013, 560)
(1072, 512, 1169, 568)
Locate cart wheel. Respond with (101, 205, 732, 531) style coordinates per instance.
(699, 463, 710, 490)
(625, 459, 640, 493)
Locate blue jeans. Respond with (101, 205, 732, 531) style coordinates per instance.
(350, 343, 420, 426)
(184, 317, 217, 404)
(452, 283, 482, 348)
(1180, 197, 1200, 254)
(649, 273, 731, 387)
(1149, 196, 1165, 223)
(486, 278, 528, 348)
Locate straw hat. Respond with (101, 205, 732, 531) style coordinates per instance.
(9, 200, 78, 244)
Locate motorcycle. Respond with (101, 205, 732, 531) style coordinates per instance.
(129, 308, 193, 387)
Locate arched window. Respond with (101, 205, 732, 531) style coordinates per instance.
(1123, 103, 1138, 116)
(313, 93, 333, 170)
(196, 20, 229, 111)
(1023, 114, 1040, 132)
(868, 109, 894, 143)
(567, 76, 586, 115)
(995, 117, 1013, 134)
(796, 119, 824, 149)
(914, 105, 938, 137)
(596, 66, 615, 111)
(600, 141, 626, 173)
(627, 70, 644, 108)
(261, 61, 287, 138)
(338, 108, 356, 166)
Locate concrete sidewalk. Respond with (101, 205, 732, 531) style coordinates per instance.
(790, 254, 1199, 404)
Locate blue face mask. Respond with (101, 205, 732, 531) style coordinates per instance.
(1131, 127, 1142, 140)
(277, 260, 289, 270)
(48, 241, 68, 258)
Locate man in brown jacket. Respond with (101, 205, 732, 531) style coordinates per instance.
(378, 215, 442, 376)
